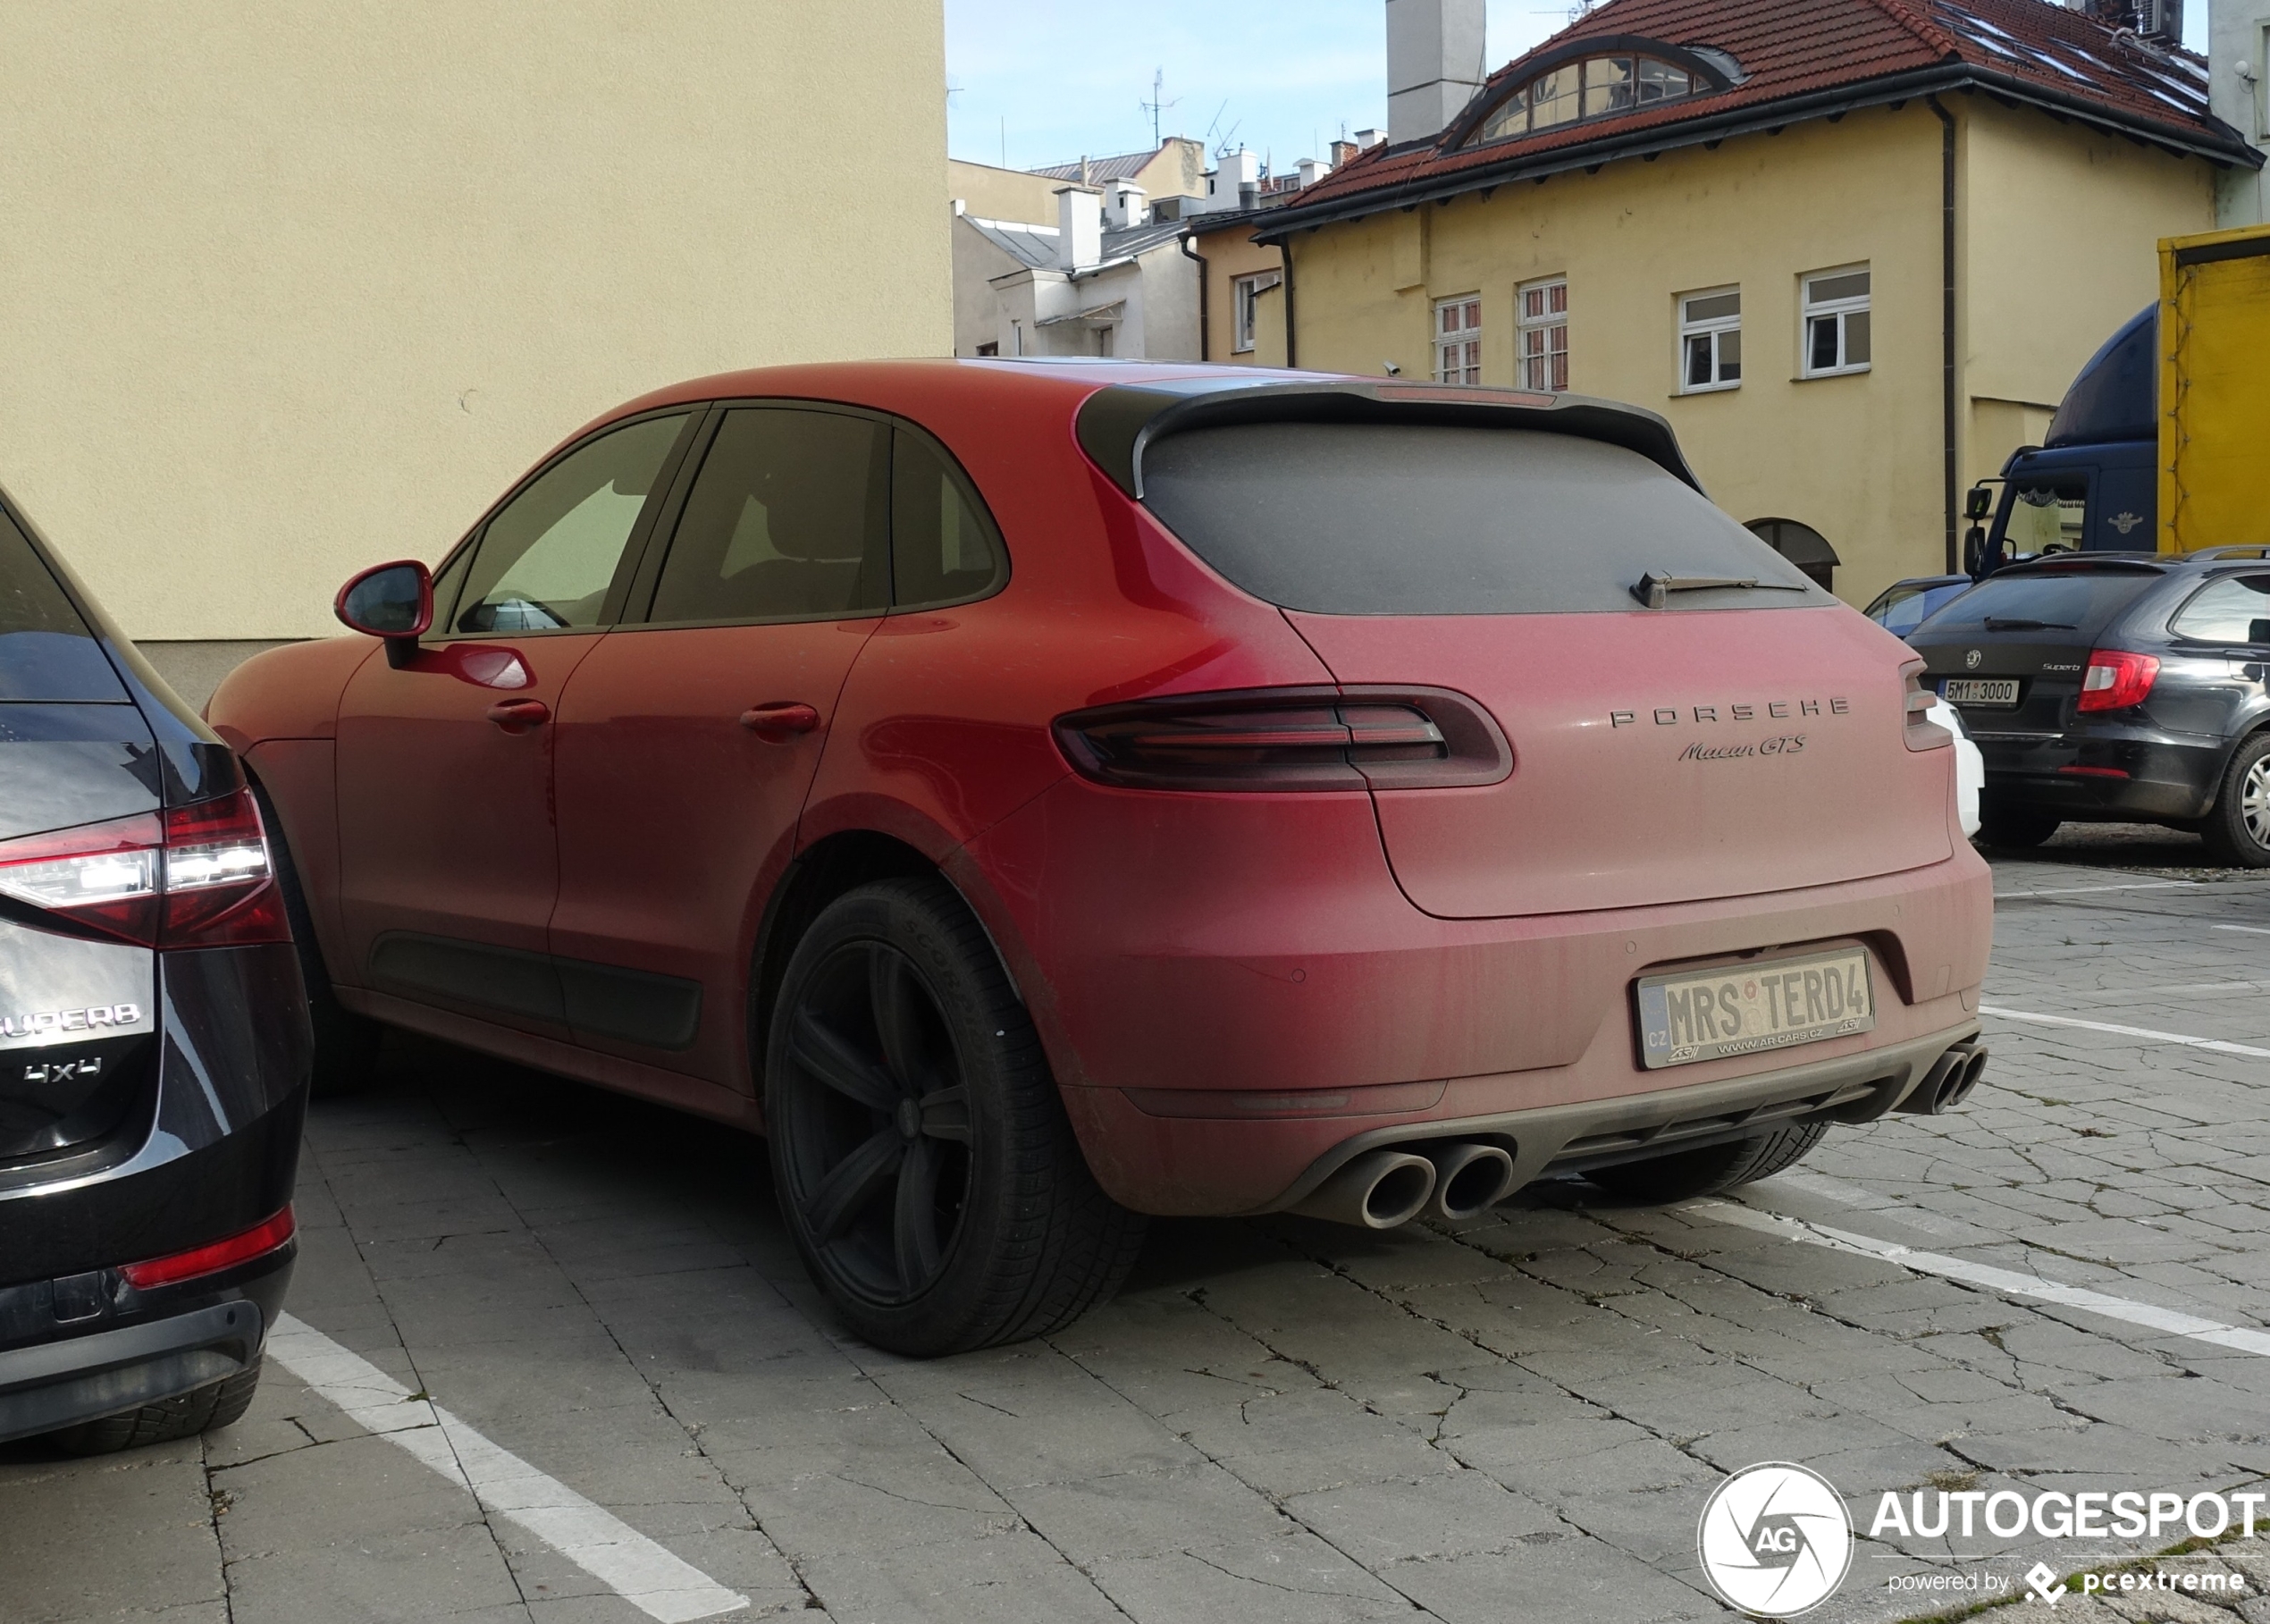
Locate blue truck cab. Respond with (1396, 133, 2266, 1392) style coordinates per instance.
(1972, 307, 2158, 570)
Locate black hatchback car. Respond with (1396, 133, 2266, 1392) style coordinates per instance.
(0, 488, 310, 1452)
(1910, 551, 2270, 862)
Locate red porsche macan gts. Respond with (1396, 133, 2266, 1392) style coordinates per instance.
(208, 361, 1993, 1354)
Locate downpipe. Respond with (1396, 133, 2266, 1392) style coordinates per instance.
(1896, 1041, 1988, 1115)
(1290, 1149, 1436, 1229)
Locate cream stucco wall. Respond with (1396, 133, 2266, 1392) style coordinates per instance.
(0, 2, 951, 640)
(948, 159, 1067, 227)
(1189, 221, 1285, 364)
(1960, 96, 2214, 487)
(1283, 98, 2216, 608)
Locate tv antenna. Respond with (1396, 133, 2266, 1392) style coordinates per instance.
(1140, 68, 1181, 149)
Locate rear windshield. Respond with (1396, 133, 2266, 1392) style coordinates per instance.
(1139, 424, 1829, 616)
(1915, 568, 2158, 636)
(0, 507, 126, 702)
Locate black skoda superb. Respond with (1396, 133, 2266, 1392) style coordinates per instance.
(1910, 551, 2270, 862)
(0, 488, 310, 1452)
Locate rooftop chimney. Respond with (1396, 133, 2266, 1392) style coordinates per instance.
(1331, 139, 1360, 166)
(1386, 0, 1487, 146)
(1055, 186, 1102, 270)
(1104, 181, 1148, 230)
(1354, 128, 1385, 149)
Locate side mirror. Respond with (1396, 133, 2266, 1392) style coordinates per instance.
(1964, 484, 1996, 522)
(335, 560, 433, 644)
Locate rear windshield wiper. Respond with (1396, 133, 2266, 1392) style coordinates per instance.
(1630, 573, 1808, 610)
(1980, 616, 2078, 631)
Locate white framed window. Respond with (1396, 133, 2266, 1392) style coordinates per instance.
(1518, 276, 1568, 392)
(1677, 288, 1741, 392)
(1434, 294, 1483, 383)
(1801, 265, 1871, 378)
(1231, 272, 1281, 354)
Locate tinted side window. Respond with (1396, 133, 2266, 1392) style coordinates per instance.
(649, 408, 887, 625)
(1140, 424, 1825, 616)
(2170, 574, 2270, 644)
(891, 429, 1004, 609)
(455, 414, 690, 634)
(0, 506, 126, 701)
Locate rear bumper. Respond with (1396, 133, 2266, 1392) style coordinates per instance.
(0, 1243, 290, 1444)
(1972, 728, 2224, 820)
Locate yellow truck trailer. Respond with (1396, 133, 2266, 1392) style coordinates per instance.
(2160, 223, 2270, 555)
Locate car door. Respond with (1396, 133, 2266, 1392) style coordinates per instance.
(546, 404, 895, 1081)
(332, 409, 696, 1036)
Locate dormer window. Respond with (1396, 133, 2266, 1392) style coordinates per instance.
(1467, 48, 1716, 147)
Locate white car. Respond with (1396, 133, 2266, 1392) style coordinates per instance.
(1926, 694, 1985, 838)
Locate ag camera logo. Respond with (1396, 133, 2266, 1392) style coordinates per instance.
(1698, 1462, 1854, 1616)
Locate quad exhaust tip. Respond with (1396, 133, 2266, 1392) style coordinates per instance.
(1423, 1141, 1518, 1222)
(1291, 1149, 1437, 1229)
(1899, 1042, 1988, 1115)
(1291, 1141, 1517, 1230)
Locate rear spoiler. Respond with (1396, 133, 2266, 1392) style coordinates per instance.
(1074, 379, 1705, 501)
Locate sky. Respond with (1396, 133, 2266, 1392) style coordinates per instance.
(944, 0, 2212, 177)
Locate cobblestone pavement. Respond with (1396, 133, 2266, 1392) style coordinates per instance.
(7, 837, 2270, 1624)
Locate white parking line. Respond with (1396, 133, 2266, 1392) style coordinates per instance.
(1992, 881, 2197, 899)
(2215, 924, 2270, 937)
(1694, 1201, 2270, 1358)
(265, 1315, 747, 1623)
(1979, 1004, 2270, 1059)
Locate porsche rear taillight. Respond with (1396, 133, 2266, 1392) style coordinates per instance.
(1054, 686, 1513, 792)
(1901, 661, 1950, 752)
(0, 787, 289, 948)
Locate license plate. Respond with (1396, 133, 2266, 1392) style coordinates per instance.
(1636, 947, 1876, 1070)
(1941, 677, 2019, 706)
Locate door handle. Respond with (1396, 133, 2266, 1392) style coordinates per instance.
(740, 702, 821, 740)
(485, 698, 551, 731)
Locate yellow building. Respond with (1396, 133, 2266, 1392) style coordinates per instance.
(1260, 0, 2257, 604)
(0, 2, 951, 683)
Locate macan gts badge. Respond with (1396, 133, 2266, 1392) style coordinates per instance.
(208, 359, 1996, 1356)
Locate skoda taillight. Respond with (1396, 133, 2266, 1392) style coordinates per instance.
(2076, 650, 2160, 713)
(1053, 686, 1512, 792)
(0, 787, 289, 948)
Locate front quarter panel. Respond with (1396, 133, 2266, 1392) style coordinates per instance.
(206, 636, 374, 748)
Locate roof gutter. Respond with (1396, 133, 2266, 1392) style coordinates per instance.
(1257, 63, 2259, 241)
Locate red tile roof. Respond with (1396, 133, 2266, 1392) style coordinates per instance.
(1265, 0, 2249, 231)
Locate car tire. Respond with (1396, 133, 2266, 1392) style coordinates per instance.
(764, 876, 1147, 1357)
(46, 1359, 263, 1455)
(252, 783, 382, 1096)
(1582, 1120, 1830, 1204)
(1976, 806, 2060, 849)
(2200, 734, 2270, 869)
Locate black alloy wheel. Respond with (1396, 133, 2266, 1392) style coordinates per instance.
(765, 877, 1145, 1355)
(775, 938, 973, 1304)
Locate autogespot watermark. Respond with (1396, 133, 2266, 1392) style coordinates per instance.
(1696, 1464, 2263, 1615)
